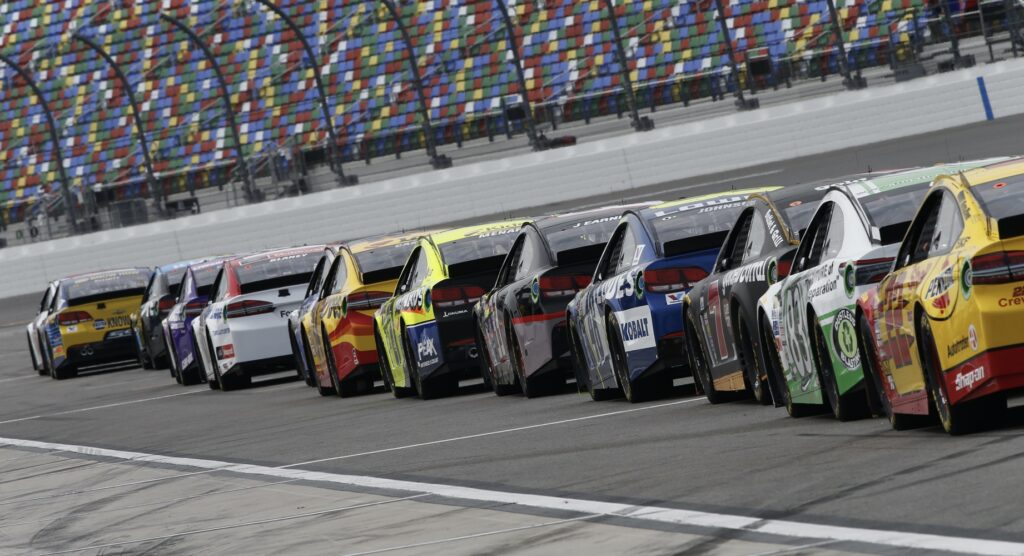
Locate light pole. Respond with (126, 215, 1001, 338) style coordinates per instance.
(600, 0, 654, 131)
(379, 0, 452, 169)
(712, 0, 759, 110)
(0, 53, 80, 233)
(824, 0, 866, 89)
(494, 0, 545, 150)
(158, 12, 258, 203)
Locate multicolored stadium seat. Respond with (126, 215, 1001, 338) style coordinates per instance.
(0, 0, 926, 225)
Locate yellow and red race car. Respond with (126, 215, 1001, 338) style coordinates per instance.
(41, 268, 151, 379)
(374, 220, 528, 399)
(305, 232, 426, 397)
(857, 158, 1024, 434)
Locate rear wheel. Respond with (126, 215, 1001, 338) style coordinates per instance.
(919, 318, 1003, 435)
(812, 319, 868, 421)
(607, 315, 642, 403)
(737, 315, 770, 405)
(377, 328, 413, 398)
(52, 362, 77, 380)
(38, 332, 52, 377)
(301, 330, 318, 388)
(317, 331, 337, 397)
(28, 331, 40, 372)
(478, 325, 516, 396)
(405, 332, 452, 400)
(508, 319, 542, 398)
(687, 317, 726, 404)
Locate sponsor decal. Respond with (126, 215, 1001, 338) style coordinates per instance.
(931, 292, 950, 311)
(765, 211, 784, 247)
(947, 336, 970, 358)
(279, 310, 291, 318)
(722, 259, 770, 288)
(474, 228, 518, 239)
(417, 336, 438, 364)
(766, 258, 778, 286)
(968, 324, 978, 351)
(216, 344, 235, 360)
(998, 285, 1024, 307)
(954, 364, 985, 392)
(635, 271, 645, 300)
(960, 259, 973, 300)
(440, 309, 470, 318)
(212, 328, 229, 336)
(620, 318, 650, 342)
(831, 308, 860, 369)
(94, 319, 107, 330)
(814, 177, 869, 191)
(652, 196, 746, 218)
(181, 352, 194, 369)
(665, 292, 684, 305)
(530, 278, 540, 304)
(632, 244, 645, 265)
(571, 216, 619, 227)
(844, 264, 855, 298)
(614, 306, 657, 352)
(926, 267, 954, 299)
(808, 278, 837, 299)
(66, 325, 78, 333)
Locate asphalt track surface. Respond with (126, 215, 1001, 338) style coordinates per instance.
(4, 114, 1024, 555)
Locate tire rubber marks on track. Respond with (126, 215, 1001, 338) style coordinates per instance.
(0, 436, 1022, 556)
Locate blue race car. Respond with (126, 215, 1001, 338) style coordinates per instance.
(567, 188, 777, 402)
(163, 257, 232, 385)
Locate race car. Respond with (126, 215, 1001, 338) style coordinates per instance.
(568, 190, 776, 402)
(26, 281, 57, 375)
(132, 259, 207, 370)
(287, 244, 343, 387)
(374, 220, 528, 399)
(857, 158, 1024, 434)
(307, 232, 425, 397)
(40, 268, 151, 379)
(196, 246, 322, 390)
(757, 161, 1002, 420)
(685, 181, 830, 404)
(163, 258, 233, 385)
(477, 206, 656, 398)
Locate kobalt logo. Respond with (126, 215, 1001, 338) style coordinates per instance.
(954, 366, 985, 391)
(620, 318, 650, 341)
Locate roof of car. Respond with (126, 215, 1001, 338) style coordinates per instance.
(231, 245, 324, 266)
(647, 187, 779, 214)
(952, 156, 1024, 188)
(531, 204, 655, 230)
(59, 267, 149, 285)
(429, 220, 529, 245)
(348, 230, 434, 254)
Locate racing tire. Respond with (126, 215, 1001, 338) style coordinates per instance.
(687, 316, 727, 404)
(607, 314, 641, 403)
(919, 318, 1003, 435)
(477, 326, 513, 396)
(28, 331, 40, 372)
(757, 315, 787, 408)
(153, 351, 170, 371)
(376, 328, 414, 398)
(52, 362, 77, 381)
(508, 318, 541, 398)
(319, 330, 340, 397)
(812, 320, 868, 421)
(37, 332, 52, 377)
(137, 346, 153, 370)
(405, 333, 453, 400)
(857, 313, 920, 430)
(736, 315, 770, 405)
(301, 329, 318, 388)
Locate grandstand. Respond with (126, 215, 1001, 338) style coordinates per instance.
(0, 0, 937, 232)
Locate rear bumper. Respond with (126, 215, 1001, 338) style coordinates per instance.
(63, 334, 137, 368)
(223, 355, 295, 378)
(945, 343, 1024, 405)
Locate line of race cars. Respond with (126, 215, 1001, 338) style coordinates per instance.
(25, 156, 1024, 435)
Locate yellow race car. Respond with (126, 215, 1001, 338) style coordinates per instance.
(374, 220, 528, 399)
(857, 158, 1024, 434)
(305, 231, 426, 397)
(41, 268, 151, 380)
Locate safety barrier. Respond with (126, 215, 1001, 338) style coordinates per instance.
(3, 57, 1024, 299)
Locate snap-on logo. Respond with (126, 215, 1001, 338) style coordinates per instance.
(954, 365, 985, 392)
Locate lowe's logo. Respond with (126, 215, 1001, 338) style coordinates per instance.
(620, 318, 650, 342)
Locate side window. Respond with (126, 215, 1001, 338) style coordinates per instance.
(514, 235, 538, 280)
(321, 256, 342, 296)
(793, 204, 830, 274)
(720, 209, 753, 271)
(333, 258, 349, 295)
(396, 248, 421, 294)
(50, 287, 64, 312)
(613, 226, 639, 275)
(928, 193, 964, 257)
(497, 236, 525, 287)
(595, 224, 627, 282)
(409, 250, 430, 288)
(822, 203, 845, 260)
(142, 274, 156, 303)
(897, 193, 942, 269)
(181, 271, 195, 300)
(305, 256, 327, 299)
(39, 287, 52, 313)
(212, 270, 228, 302)
(740, 208, 768, 263)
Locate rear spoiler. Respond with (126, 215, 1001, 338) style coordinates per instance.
(663, 231, 729, 258)
(556, 244, 605, 267)
(997, 213, 1024, 240)
(361, 266, 402, 286)
(447, 255, 507, 279)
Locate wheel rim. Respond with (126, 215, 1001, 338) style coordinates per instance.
(608, 319, 632, 400)
(921, 322, 953, 429)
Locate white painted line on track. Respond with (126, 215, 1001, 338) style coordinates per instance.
(0, 436, 1021, 556)
(35, 493, 430, 555)
(341, 514, 602, 556)
(0, 390, 207, 425)
(287, 397, 705, 467)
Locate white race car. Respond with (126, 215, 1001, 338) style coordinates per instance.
(757, 161, 1004, 420)
(26, 281, 58, 374)
(194, 246, 323, 390)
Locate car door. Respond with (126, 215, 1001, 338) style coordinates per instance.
(701, 208, 754, 368)
(385, 246, 430, 374)
(778, 202, 834, 395)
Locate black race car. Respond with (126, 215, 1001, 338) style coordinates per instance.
(684, 180, 842, 404)
(474, 205, 650, 397)
(133, 259, 207, 369)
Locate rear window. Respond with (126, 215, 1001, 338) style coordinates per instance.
(193, 265, 223, 297)
(973, 178, 1024, 220)
(237, 251, 318, 293)
(768, 185, 830, 237)
(439, 228, 519, 265)
(643, 199, 747, 248)
(355, 241, 418, 276)
(546, 216, 621, 253)
(859, 183, 932, 244)
(166, 268, 188, 298)
(65, 270, 149, 304)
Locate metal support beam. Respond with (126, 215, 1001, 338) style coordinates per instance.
(0, 53, 80, 233)
(251, 0, 357, 185)
(379, 0, 452, 169)
(712, 0, 759, 111)
(825, 0, 865, 89)
(600, 0, 653, 131)
(72, 34, 164, 213)
(158, 12, 257, 203)
(494, 0, 545, 150)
